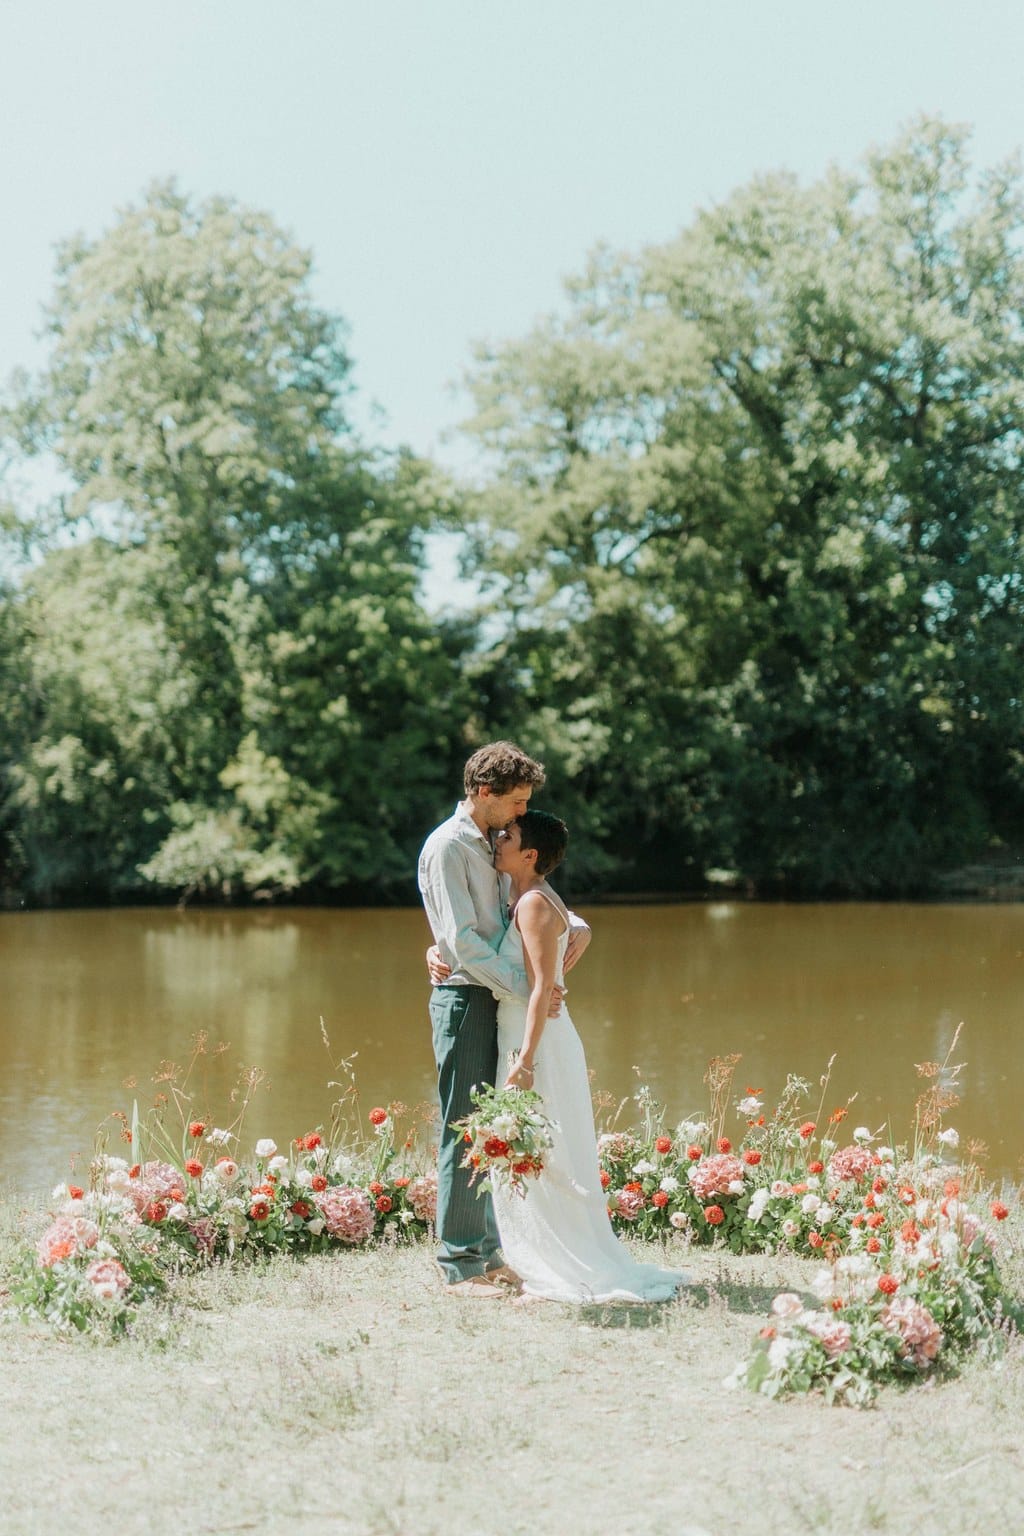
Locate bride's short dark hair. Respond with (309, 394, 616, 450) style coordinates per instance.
(515, 810, 568, 876)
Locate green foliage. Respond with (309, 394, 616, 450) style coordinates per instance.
(461, 118, 1024, 893)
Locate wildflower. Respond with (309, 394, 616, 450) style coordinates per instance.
(85, 1258, 130, 1301)
(311, 1175, 328, 1193)
(743, 1149, 761, 1166)
(652, 1191, 670, 1209)
(376, 1195, 393, 1214)
(770, 1180, 791, 1197)
(655, 1136, 673, 1154)
(782, 1219, 799, 1237)
(867, 1212, 885, 1229)
(249, 1197, 271, 1221)
(866, 1236, 881, 1254)
(184, 1160, 204, 1178)
(704, 1205, 725, 1226)
(717, 1137, 732, 1153)
(268, 1156, 288, 1174)
(877, 1274, 899, 1295)
(872, 1176, 887, 1193)
(829, 1108, 848, 1124)
(798, 1122, 816, 1140)
(289, 1201, 312, 1219)
(254, 1139, 277, 1159)
(808, 1160, 824, 1175)
(686, 1145, 703, 1161)
(937, 1128, 960, 1149)
(807, 1232, 824, 1249)
(215, 1158, 238, 1181)
(632, 1159, 657, 1176)
(669, 1211, 688, 1229)
(68, 1185, 84, 1201)
(853, 1126, 873, 1144)
(369, 1181, 384, 1196)
(600, 1170, 611, 1189)
(736, 1095, 763, 1116)
(206, 1128, 233, 1146)
(369, 1108, 389, 1127)
(991, 1202, 1010, 1221)
(188, 1121, 206, 1138)
(659, 1175, 679, 1193)
(303, 1132, 323, 1150)
(394, 1176, 410, 1188)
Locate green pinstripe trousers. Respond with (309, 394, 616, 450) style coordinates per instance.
(430, 984, 503, 1283)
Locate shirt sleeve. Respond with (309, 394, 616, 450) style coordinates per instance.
(421, 839, 527, 999)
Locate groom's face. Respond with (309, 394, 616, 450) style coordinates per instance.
(478, 783, 534, 830)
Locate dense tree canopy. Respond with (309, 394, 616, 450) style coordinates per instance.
(459, 119, 1024, 892)
(1, 122, 1021, 904)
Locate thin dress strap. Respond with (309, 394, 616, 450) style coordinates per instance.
(512, 886, 569, 936)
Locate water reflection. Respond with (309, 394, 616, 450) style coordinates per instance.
(1, 903, 1021, 1193)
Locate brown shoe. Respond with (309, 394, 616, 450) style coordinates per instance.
(485, 1264, 523, 1291)
(446, 1276, 507, 1299)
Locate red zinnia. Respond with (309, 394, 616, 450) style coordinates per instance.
(185, 1160, 204, 1178)
(798, 1121, 816, 1140)
(807, 1231, 824, 1249)
(311, 1174, 328, 1192)
(304, 1132, 323, 1150)
(991, 1201, 1010, 1221)
(851, 1214, 865, 1228)
(394, 1177, 410, 1188)
(376, 1195, 393, 1214)
(146, 1201, 167, 1223)
(743, 1149, 761, 1166)
(867, 1212, 885, 1229)
(717, 1137, 732, 1154)
(168, 1187, 184, 1203)
(369, 1108, 388, 1126)
(68, 1186, 84, 1200)
(872, 1177, 888, 1193)
(250, 1199, 270, 1221)
(652, 1191, 670, 1208)
(290, 1200, 312, 1219)
(624, 1181, 643, 1193)
(686, 1145, 703, 1161)
(189, 1121, 206, 1138)
(898, 1184, 916, 1205)
(865, 1236, 881, 1254)
(369, 1181, 384, 1196)
(129, 1165, 141, 1179)
(704, 1205, 725, 1226)
(877, 1274, 899, 1295)
(655, 1136, 672, 1154)
(807, 1160, 824, 1175)
(901, 1220, 921, 1244)
(599, 1170, 611, 1189)
(483, 1138, 510, 1159)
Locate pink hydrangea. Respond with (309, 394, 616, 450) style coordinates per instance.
(614, 1188, 645, 1221)
(827, 1145, 875, 1184)
(129, 1160, 184, 1214)
(37, 1216, 100, 1267)
(597, 1132, 638, 1161)
(316, 1185, 374, 1245)
(407, 1173, 438, 1224)
(804, 1312, 853, 1358)
(689, 1153, 745, 1201)
(85, 1258, 130, 1299)
(880, 1297, 943, 1367)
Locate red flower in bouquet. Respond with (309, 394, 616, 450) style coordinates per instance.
(652, 1191, 670, 1208)
(188, 1122, 206, 1138)
(655, 1136, 673, 1154)
(376, 1195, 393, 1213)
(704, 1205, 725, 1226)
(877, 1274, 899, 1295)
(185, 1160, 204, 1178)
(369, 1108, 388, 1127)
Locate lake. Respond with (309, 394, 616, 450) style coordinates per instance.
(2, 903, 1021, 1194)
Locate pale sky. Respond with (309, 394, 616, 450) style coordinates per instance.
(2, 1, 1023, 567)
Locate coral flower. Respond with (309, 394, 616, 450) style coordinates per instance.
(185, 1160, 204, 1178)
(393, 1177, 410, 1188)
(188, 1122, 206, 1138)
(877, 1274, 899, 1295)
(717, 1137, 732, 1153)
(290, 1200, 312, 1219)
(600, 1170, 611, 1189)
(655, 1136, 673, 1154)
(368, 1108, 388, 1127)
(376, 1195, 393, 1213)
(686, 1145, 703, 1161)
(249, 1198, 270, 1221)
(807, 1160, 824, 1175)
(866, 1237, 881, 1254)
(704, 1205, 725, 1226)
(743, 1149, 761, 1166)
(369, 1181, 384, 1196)
(311, 1174, 328, 1192)
(651, 1191, 670, 1208)
(304, 1132, 323, 1150)
(807, 1232, 824, 1249)
(798, 1122, 816, 1140)
(991, 1202, 1010, 1221)
(68, 1186, 84, 1200)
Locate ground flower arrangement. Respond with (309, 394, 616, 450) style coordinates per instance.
(596, 1031, 1023, 1404)
(7, 1027, 1021, 1406)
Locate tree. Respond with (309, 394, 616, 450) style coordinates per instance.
(461, 119, 1024, 893)
(4, 183, 470, 901)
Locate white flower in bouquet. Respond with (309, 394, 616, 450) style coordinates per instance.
(806, 1174, 821, 1190)
(816, 1203, 834, 1223)
(254, 1139, 277, 1159)
(747, 1188, 769, 1222)
(268, 1155, 289, 1174)
(214, 1158, 239, 1181)
(632, 1160, 656, 1176)
(677, 1119, 708, 1141)
(206, 1128, 233, 1146)
(659, 1176, 679, 1194)
(728, 1179, 745, 1195)
(669, 1211, 689, 1229)
(937, 1127, 960, 1149)
(801, 1193, 821, 1214)
(296, 1167, 314, 1188)
(782, 1219, 800, 1237)
(770, 1292, 804, 1319)
(853, 1126, 873, 1144)
(876, 1145, 895, 1162)
(167, 1202, 189, 1222)
(768, 1335, 799, 1371)
(736, 1095, 763, 1116)
(492, 1113, 519, 1141)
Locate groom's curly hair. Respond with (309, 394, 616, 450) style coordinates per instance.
(514, 810, 568, 877)
(463, 741, 546, 797)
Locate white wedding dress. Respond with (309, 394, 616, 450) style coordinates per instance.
(493, 892, 686, 1303)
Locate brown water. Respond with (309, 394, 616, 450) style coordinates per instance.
(2, 903, 1022, 1193)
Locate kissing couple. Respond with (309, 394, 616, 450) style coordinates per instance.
(418, 740, 686, 1304)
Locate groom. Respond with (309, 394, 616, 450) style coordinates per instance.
(418, 741, 590, 1296)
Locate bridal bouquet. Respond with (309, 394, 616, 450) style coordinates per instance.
(454, 1084, 555, 1198)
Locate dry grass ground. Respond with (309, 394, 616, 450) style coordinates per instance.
(2, 1195, 1023, 1536)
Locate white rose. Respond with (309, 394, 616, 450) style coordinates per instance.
(853, 1126, 873, 1144)
(254, 1139, 277, 1159)
(728, 1179, 745, 1195)
(669, 1211, 689, 1229)
(875, 1146, 895, 1163)
(493, 1114, 518, 1140)
(268, 1155, 288, 1174)
(659, 1176, 679, 1194)
(801, 1193, 821, 1214)
(816, 1203, 834, 1223)
(782, 1219, 800, 1237)
(167, 1202, 189, 1222)
(806, 1174, 821, 1190)
(206, 1128, 233, 1146)
(214, 1159, 238, 1181)
(770, 1180, 790, 1197)
(632, 1160, 656, 1176)
(306, 1217, 325, 1236)
(748, 1189, 769, 1222)
(736, 1096, 763, 1116)
(295, 1167, 313, 1188)
(768, 1335, 798, 1371)
(770, 1292, 804, 1318)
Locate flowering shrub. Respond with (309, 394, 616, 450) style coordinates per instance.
(453, 1084, 554, 1197)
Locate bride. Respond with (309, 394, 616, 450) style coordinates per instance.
(490, 810, 686, 1304)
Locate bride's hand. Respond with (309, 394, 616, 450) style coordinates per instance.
(505, 1058, 536, 1090)
(546, 984, 565, 1019)
(563, 922, 591, 974)
(426, 945, 451, 985)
